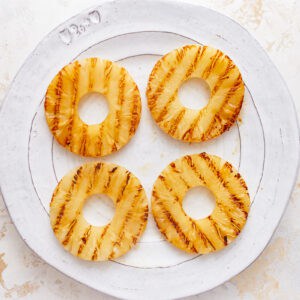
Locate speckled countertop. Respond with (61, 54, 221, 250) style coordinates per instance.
(0, 0, 299, 299)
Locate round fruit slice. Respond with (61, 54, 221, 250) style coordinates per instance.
(50, 162, 148, 261)
(45, 57, 141, 157)
(151, 153, 250, 254)
(147, 45, 244, 142)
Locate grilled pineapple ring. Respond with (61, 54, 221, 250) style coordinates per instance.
(45, 58, 141, 157)
(147, 45, 244, 142)
(152, 153, 250, 254)
(50, 162, 148, 261)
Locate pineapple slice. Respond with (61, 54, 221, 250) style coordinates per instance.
(146, 45, 244, 142)
(50, 162, 148, 261)
(45, 58, 141, 157)
(151, 153, 250, 254)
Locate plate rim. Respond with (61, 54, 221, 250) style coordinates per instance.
(0, 0, 299, 299)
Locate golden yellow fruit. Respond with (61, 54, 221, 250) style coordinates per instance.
(151, 153, 250, 254)
(147, 45, 244, 142)
(50, 162, 148, 261)
(45, 57, 141, 157)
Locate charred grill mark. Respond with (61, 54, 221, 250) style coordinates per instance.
(103, 166, 118, 191)
(131, 236, 138, 245)
(100, 224, 109, 239)
(91, 248, 98, 261)
(202, 115, 222, 140)
(140, 206, 148, 223)
(223, 163, 249, 192)
(52, 71, 63, 131)
(224, 161, 233, 173)
(118, 69, 126, 105)
(155, 93, 176, 123)
(153, 190, 197, 252)
(184, 46, 202, 80)
(132, 207, 148, 245)
(219, 75, 243, 106)
(148, 50, 186, 110)
(211, 60, 235, 96)
(168, 109, 185, 136)
(201, 50, 222, 80)
(80, 124, 88, 156)
(156, 201, 197, 253)
(65, 62, 80, 148)
(158, 175, 176, 197)
(116, 172, 131, 204)
(109, 188, 143, 258)
(152, 189, 160, 200)
(184, 155, 206, 184)
(230, 195, 248, 219)
(70, 62, 80, 110)
(53, 203, 66, 232)
(148, 60, 161, 83)
(77, 225, 92, 255)
(111, 142, 118, 153)
(203, 75, 243, 139)
(215, 114, 222, 124)
(170, 162, 179, 172)
(91, 162, 102, 188)
(230, 217, 241, 235)
(155, 47, 204, 123)
(208, 216, 226, 245)
(62, 218, 78, 245)
(217, 203, 241, 235)
(175, 47, 185, 61)
(92, 225, 110, 260)
(231, 195, 245, 210)
(88, 58, 97, 90)
(86, 167, 96, 195)
(97, 125, 103, 156)
(191, 220, 216, 250)
(70, 166, 83, 191)
(197, 45, 207, 64)
(50, 186, 60, 206)
(91, 57, 97, 67)
(114, 110, 121, 146)
(199, 229, 216, 250)
(94, 162, 102, 175)
(85, 181, 93, 195)
(235, 173, 241, 179)
(103, 61, 112, 93)
(182, 113, 202, 141)
(169, 163, 191, 189)
(199, 153, 247, 213)
(94, 162, 102, 178)
(114, 69, 126, 146)
(240, 178, 248, 191)
(129, 91, 140, 135)
(104, 168, 115, 192)
(95, 162, 102, 170)
(110, 166, 118, 174)
(179, 175, 191, 189)
(225, 74, 243, 100)
(108, 231, 125, 259)
(53, 167, 83, 230)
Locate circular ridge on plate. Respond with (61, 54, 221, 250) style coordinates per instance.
(0, 1, 298, 299)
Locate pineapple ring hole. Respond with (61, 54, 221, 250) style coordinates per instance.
(82, 194, 115, 227)
(182, 186, 216, 220)
(78, 92, 109, 125)
(178, 78, 211, 110)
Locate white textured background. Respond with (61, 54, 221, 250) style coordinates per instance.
(0, 0, 299, 299)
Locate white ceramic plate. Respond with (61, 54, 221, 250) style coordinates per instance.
(0, 0, 299, 299)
